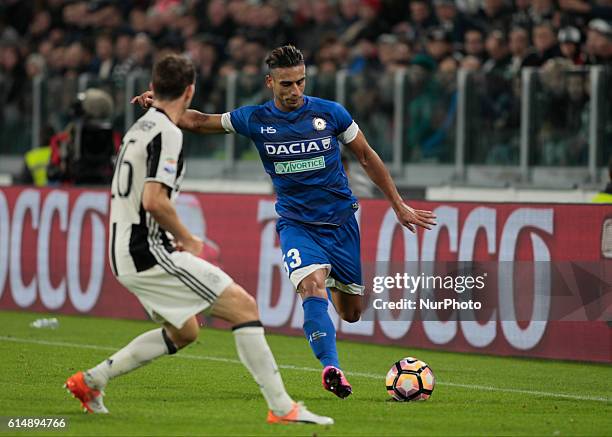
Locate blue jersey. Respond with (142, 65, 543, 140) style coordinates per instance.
(222, 96, 360, 226)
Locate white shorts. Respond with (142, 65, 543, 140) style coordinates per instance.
(116, 251, 233, 329)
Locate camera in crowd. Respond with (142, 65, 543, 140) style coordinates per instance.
(48, 88, 116, 185)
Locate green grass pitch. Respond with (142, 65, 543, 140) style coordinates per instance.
(0, 310, 610, 436)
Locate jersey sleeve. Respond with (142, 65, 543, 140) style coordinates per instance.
(221, 105, 257, 137)
(144, 128, 182, 189)
(332, 102, 359, 144)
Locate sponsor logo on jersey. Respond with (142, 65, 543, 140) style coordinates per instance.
(274, 156, 326, 174)
(261, 126, 277, 134)
(163, 157, 177, 174)
(135, 120, 156, 131)
(312, 117, 326, 131)
(264, 136, 332, 156)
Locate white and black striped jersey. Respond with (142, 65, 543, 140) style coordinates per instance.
(109, 107, 186, 276)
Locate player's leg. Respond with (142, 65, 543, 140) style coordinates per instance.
(325, 213, 365, 323)
(65, 265, 204, 414)
(297, 268, 341, 370)
(297, 269, 354, 399)
(277, 219, 342, 373)
(210, 281, 333, 425)
(80, 317, 197, 392)
(328, 289, 363, 323)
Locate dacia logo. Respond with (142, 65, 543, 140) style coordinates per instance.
(264, 136, 332, 156)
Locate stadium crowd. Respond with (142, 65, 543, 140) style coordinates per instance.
(1, 0, 611, 165)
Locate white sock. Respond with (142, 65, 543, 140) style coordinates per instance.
(85, 328, 177, 389)
(233, 322, 294, 416)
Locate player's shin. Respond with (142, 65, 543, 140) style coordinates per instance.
(232, 321, 294, 416)
(302, 297, 340, 369)
(85, 328, 177, 389)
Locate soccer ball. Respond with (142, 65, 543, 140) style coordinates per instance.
(386, 357, 435, 401)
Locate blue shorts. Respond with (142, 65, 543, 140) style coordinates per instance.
(276, 214, 364, 295)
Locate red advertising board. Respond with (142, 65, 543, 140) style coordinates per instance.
(0, 187, 610, 362)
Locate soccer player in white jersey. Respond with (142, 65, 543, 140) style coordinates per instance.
(65, 54, 333, 426)
(133, 46, 436, 400)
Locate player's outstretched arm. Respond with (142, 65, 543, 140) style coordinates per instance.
(345, 131, 437, 233)
(131, 91, 226, 134)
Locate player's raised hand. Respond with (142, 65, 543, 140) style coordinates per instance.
(176, 234, 204, 257)
(394, 204, 437, 233)
(130, 90, 154, 109)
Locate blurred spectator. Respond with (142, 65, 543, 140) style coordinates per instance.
(425, 27, 453, 63)
(254, 2, 296, 48)
(473, 0, 513, 34)
(509, 26, 538, 74)
(91, 32, 115, 79)
(393, 40, 413, 67)
(297, 0, 341, 59)
(199, 0, 235, 45)
(0, 43, 27, 122)
(28, 10, 52, 46)
(129, 7, 148, 34)
(483, 30, 512, 75)
(64, 41, 92, 79)
(131, 33, 154, 72)
(433, 0, 474, 44)
(512, 0, 533, 30)
(558, 26, 587, 64)
(411, 0, 439, 44)
(340, 0, 387, 45)
(537, 58, 588, 165)
(585, 18, 612, 64)
(420, 55, 458, 161)
(338, 0, 360, 34)
(461, 54, 482, 71)
(112, 32, 135, 80)
(530, 0, 559, 26)
(406, 54, 441, 161)
(523, 21, 562, 66)
(463, 28, 487, 61)
(0, 0, 611, 163)
(376, 34, 398, 70)
(23, 53, 46, 116)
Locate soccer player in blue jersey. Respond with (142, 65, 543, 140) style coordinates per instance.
(133, 45, 436, 399)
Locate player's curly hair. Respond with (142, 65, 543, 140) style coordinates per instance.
(265, 45, 304, 70)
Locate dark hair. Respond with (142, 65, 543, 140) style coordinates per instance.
(152, 54, 195, 101)
(265, 45, 304, 70)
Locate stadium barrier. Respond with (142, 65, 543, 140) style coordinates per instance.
(0, 186, 610, 363)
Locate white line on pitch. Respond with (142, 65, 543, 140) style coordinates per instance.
(0, 335, 609, 404)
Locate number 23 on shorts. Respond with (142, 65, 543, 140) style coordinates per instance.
(282, 248, 302, 274)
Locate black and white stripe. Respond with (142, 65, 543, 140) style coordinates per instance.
(145, 215, 218, 303)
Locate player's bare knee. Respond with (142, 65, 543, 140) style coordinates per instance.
(174, 330, 198, 348)
(165, 318, 199, 349)
(298, 279, 327, 299)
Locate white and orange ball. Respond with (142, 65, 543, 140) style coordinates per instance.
(386, 357, 435, 401)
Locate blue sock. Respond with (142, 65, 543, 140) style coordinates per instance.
(302, 296, 340, 369)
